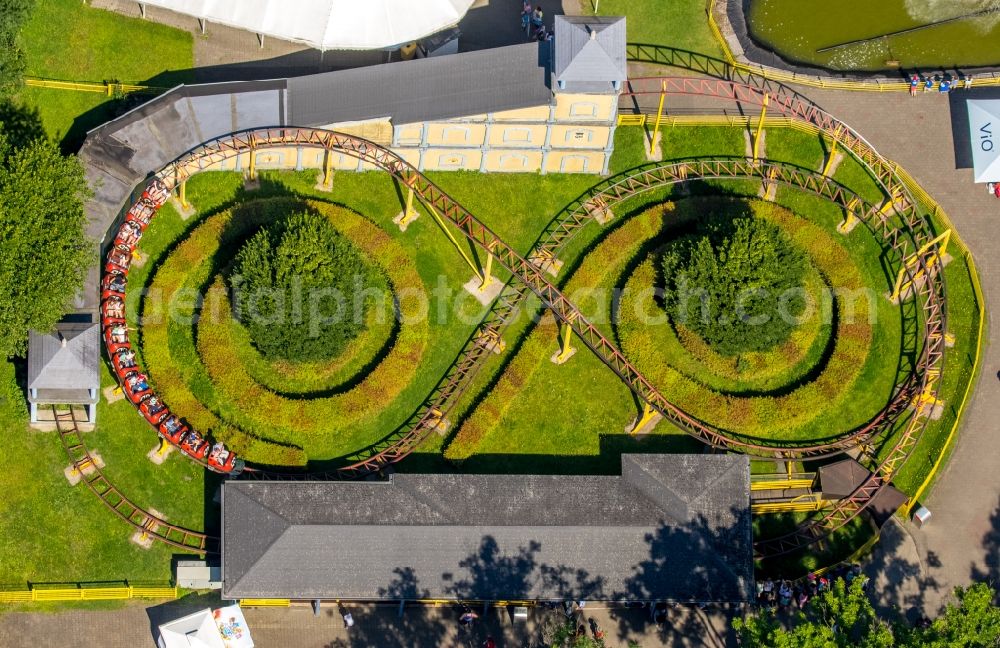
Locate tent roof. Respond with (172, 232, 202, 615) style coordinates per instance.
(139, 0, 475, 50)
(967, 99, 1000, 182)
(27, 321, 99, 391)
(158, 609, 225, 648)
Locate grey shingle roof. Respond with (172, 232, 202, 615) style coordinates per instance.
(553, 16, 626, 94)
(27, 321, 99, 393)
(222, 455, 752, 602)
(287, 42, 553, 127)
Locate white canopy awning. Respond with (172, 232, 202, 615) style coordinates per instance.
(967, 99, 1000, 183)
(157, 609, 226, 648)
(140, 0, 475, 50)
(157, 606, 254, 648)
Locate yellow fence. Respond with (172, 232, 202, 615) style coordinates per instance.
(750, 473, 816, 492)
(704, 0, 1000, 92)
(239, 598, 290, 607)
(24, 77, 158, 96)
(0, 583, 178, 604)
(752, 494, 830, 514)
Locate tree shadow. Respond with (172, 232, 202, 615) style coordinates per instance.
(971, 495, 1000, 604)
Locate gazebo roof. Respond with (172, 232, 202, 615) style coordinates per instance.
(553, 16, 627, 94)
(27, 321, 99, 391)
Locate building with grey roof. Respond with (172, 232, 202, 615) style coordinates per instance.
(553, 16, 627, 94)
(222, 454, 753, 602)
(27, 319, 100, 426)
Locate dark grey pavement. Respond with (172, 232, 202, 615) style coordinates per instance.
(0, 598, 739, 647)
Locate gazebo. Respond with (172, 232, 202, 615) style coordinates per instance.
(27, 320, 100, 427)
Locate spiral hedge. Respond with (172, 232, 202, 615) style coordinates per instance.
(140, 198, 428, 465)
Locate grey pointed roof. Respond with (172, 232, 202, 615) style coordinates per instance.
(222, 454, 752, 602)
(27, 321, 99, 391)
(553, 15, 626, 94)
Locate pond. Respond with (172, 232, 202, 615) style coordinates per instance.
(747, 0, 1000, 72)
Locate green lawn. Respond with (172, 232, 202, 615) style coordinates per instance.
(592, 0, 724, 57)
(18, 0, 194, 148)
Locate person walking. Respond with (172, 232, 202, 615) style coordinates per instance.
(923, 77, 934, 92)
(965, 74, 974, 90)
(910, 74, 920, 96)
(531, 6, 544, 38)
(520, 1, 532, 37)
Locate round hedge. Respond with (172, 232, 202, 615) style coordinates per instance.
(232, 210, 378, 362)
(615, 198, 899, 441)
(660, 215, 808, 356)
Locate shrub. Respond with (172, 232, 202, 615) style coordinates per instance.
(232, 210, 377, 362)
(661, 216, 807, 356)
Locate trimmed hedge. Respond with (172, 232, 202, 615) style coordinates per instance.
(222, 290, 396, 395)
(616, 199, 900, 440)
(192, 200, 428, 453)
(141, 200, 309, 466)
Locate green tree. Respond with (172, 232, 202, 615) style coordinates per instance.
(905, 583, 1000, 647)
(0, 132, 92, 358)
(734, 578, 894, 648)
(661, 216, 807, 356)
(735, 579, 1000, 648)
(0, 0, 36, 96)
(232, 210, 380, 362)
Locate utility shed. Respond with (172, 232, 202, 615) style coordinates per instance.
(222, 454, 753, 603)
(27, 319, 100, 427)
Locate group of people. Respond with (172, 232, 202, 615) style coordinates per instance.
(758, 564, 869, 609)
(520, 2, 552, 41)
(909, 73, 973, 96)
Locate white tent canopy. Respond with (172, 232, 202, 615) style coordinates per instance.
(139, 0, 475, 50)
(967, 99, 1000, 183)
(157, 609, 225, 648)
(157, 606, 254, 648)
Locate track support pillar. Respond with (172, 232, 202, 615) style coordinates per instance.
(393, 186, 419, 231)
(147, 437, 174, 465)
(889, 229, 951, 303)
(838, 197, 860, 234)
(646, 81, 666, 161)
(316, 150, 335, 192)
(627, 401, 662, 436)
(550, 318, 577, 365)
(752, 94, 769, 162)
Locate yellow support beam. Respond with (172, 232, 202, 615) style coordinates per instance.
(398, 186, 419, 226)
(821, 137, 839, 176)
(321, 149, 334, 189)
(178, 179, 190, 211)
(240, 598, 290, 607)
(554, 320, 576, 364)
(424, 202, 482, 281)
(478, 252, 494, 292)
(629, 402, 659, 434)
(752, 93, 769, 161)
(890, 229, 951, 302)
(648, 80, 666, 156)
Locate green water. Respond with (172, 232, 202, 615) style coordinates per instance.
(748, 0, 1000, 71)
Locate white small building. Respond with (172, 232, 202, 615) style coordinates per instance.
(27, 319, 100, 427)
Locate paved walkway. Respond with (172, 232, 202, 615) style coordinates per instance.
(0, 598, 738, 647)
(804, 85, 1000, 617)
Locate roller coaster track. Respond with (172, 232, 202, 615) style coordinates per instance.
(131, 115, 947, 556)
(54, 406, 215, 553)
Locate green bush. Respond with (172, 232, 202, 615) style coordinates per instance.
(232, 210, 378, 362)
(661, 215, 807, 355)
